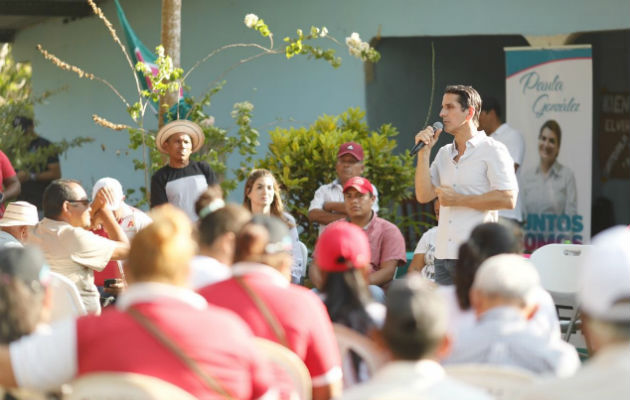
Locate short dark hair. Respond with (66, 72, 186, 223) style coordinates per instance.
(481, 96, 502, 120)
(12, 116, 34, 133)
(445, 85, 482, 125)
(42, 179, 82, 219)
(382, 276, 446, 360)
(197, 204, 251, 247)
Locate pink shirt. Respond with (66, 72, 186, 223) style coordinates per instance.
(199, 262, 342, 387)
(362, 214, 407, 273)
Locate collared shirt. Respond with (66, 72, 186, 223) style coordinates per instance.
(520, 161, 577, 216)
(430, 131, 518, 259)
(341, 359, 492, 400)
(0, 230, 21, 249)
(444, 306, 580, 377)
(439, 285, 561, 345)
(199, 262, 343, 387)
(10, 283, 208, 390)
(27, 218, 117, 314)
(490, 123, 525, 221)
(188, 255, 232, 290)
(519, 342, 630, 400)
(361, 213, 406, 274)
(10, 283, 276, 399)
(309, 179, 379, 235)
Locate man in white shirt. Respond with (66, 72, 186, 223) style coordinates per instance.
(478, 96, 526, 224)
(520, 226, 630, 400)
(414, 85, 518, 285)
(444, 254, 580, 377)
(342, 275, 491, 400)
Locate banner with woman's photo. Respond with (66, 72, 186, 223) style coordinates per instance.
(505, 45, 592, 252)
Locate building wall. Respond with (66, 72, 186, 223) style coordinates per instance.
(11, 0, 630, 205)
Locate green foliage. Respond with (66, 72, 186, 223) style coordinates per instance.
(256, 107, 417, 250)
(0, 44, 92, 176)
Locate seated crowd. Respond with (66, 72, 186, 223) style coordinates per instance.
(0, 123, 626, 399)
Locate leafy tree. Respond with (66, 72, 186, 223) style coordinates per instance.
(256, 107, 425, 250)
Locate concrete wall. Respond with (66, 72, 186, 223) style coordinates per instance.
(11, 0, 630, 204)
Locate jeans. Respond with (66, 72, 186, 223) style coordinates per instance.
(434, 258, 457, 285)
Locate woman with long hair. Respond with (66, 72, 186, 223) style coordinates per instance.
(243, 169, 304, 283)
(314, 221, 385, 386)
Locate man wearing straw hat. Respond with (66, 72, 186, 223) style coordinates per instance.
(150, 119, 217, 221)
(0, 201, 39, 249)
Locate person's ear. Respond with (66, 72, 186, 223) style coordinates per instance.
(524, 303, 539, 320)
(467, 106, 475, 121)
(434, 334, 452, 361)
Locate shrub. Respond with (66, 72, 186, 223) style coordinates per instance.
(256, 107, 419, 250)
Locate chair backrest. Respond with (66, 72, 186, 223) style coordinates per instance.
(444, 364, 537, 400)
(67, 372, 197, 400)
(298, 241, 308, 277)
(254, 338, 312, 400)
(332, 323, 387, 383)
(48, 271, 87, 322)
(529, 244, 592, 296)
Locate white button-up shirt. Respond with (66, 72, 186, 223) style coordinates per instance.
(430, 131, 518, 259)
(491, 123, 525, 221)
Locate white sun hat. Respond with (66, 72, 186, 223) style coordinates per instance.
(0, 201, 39, 227)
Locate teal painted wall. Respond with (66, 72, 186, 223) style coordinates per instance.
(11, 0, 630, 203)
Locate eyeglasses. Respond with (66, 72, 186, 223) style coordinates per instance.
(67, 199, 90, 206)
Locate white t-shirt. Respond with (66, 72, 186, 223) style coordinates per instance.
(490, 123, 525, 221)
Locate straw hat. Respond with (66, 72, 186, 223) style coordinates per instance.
(155, 119, 205, 154)
(0, 201, 39, 227)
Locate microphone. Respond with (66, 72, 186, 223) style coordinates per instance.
(410, 122, 443, 156)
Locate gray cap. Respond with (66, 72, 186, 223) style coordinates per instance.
(249, 215, 293, 254)
(0, 246, 49, 292)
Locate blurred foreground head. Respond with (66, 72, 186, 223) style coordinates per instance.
(383, 276, 448, 361)
(126, 205, 195, 285)
(0, 246, 49, 343)
(579, 226, 630, 352)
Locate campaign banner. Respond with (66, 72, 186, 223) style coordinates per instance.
(505, 45, 592, 252)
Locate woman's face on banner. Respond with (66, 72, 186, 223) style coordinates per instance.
(538, 127, 560, 164)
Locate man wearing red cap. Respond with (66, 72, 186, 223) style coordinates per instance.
(308, 142, 379, 235)
(341, 176, 406, 287)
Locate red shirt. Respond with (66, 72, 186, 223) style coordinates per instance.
(77, 295, 272, 399)
(0, 150, 16, 216)
(199, 263, 342, 386)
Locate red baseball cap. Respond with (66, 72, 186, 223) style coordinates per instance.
(337, 142, 364, 161)
(314, 221, 371, 272)
(343, 176, 373, 195)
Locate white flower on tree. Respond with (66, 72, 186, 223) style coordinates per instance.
(244, 13, 259, 28)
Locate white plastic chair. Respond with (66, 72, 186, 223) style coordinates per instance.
(332, 323, 388, 387)
(47, 271, 87, 322)
(67, 372, 196, 400)
(445, 364, 537, 400)
(255, 338, 312, 400)
(529, 243, 592, 340)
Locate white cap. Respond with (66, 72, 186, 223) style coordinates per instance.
(92, 177, 124, 210)
(579, 226, 630, 322)
(473, 254, 541, 306)
(0, 201, 39, 226)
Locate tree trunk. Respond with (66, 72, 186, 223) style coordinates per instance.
(159, 0, 182, 127)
